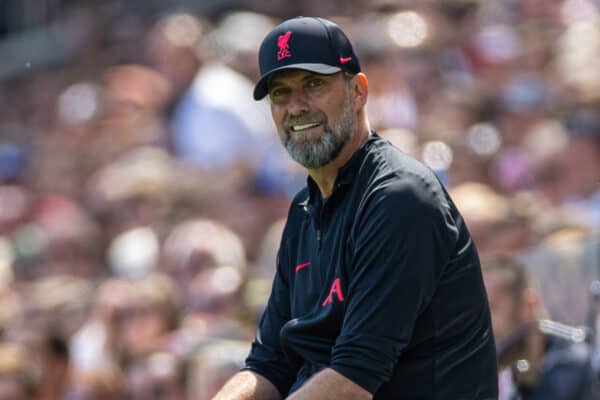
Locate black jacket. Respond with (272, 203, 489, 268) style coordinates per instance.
(244, 133, 498, 399)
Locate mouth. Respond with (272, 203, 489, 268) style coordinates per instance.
(290, 122, 321, 132)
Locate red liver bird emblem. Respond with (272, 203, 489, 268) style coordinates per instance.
(277, 31, 292, 61)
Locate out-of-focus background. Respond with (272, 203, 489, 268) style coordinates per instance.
(0, 0, 599, 399)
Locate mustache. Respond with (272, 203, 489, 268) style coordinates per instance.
(284, 112, 327, 130)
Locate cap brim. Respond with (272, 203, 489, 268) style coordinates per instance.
(253, 63, 342, 100)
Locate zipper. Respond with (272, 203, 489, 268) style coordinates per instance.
(316, 228, 321, 251)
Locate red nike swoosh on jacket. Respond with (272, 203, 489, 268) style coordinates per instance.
(295, 262, 311, 273)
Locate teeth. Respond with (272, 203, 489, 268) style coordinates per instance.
(292, 123, 320, 131)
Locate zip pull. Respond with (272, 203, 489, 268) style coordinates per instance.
(316, 229, 321, 251)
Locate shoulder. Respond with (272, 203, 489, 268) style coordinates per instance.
(290, 186, 309, 206)
(360, 137, 449, 216)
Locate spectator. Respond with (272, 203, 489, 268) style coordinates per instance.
(559, 104, 600, 227)
(161, 218, 246, 306)
(158, 12, 275, 172)
(520, 227, 600, 327)
(449, 181, 536, 256)
(482, 253, 595, 400)
(0, 2, 600, 399)
(161, 218, 251, 341)
(112, 274, 181, 365)
(126, 351, 188, 400)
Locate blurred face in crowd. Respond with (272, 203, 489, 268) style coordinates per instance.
(268, 70, 357, 169)
(166, 248, 219, 301)
(560, 137, 600, 199)
(115, 301, 172, 358)
(473, 221, 532, 258)
(127, 361, 186, 400)
(482, 268, 524, 344)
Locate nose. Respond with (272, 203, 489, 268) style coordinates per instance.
(287, 89, 310, 116)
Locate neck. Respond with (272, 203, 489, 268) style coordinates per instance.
(525, 328, 546, 369)
(308, 119, 371, 198)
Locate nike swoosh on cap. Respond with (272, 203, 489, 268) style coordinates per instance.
(339, 56, 352, 64)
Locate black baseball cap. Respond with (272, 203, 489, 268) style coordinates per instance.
(253, 16, 361, 100)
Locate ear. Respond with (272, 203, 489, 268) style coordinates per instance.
(352, 73, 368, 110)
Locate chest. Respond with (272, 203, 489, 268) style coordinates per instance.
(286, 208, 355, 319)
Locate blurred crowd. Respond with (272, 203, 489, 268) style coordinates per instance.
(0, 0, 599, 398)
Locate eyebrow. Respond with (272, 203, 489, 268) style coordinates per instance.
(268, 72, 324, 88)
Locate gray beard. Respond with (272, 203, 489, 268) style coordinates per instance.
(280, 89, 356, 169)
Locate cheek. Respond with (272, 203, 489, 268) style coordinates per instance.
(270, 105, 285, 127)
(326, 96, 352, 125)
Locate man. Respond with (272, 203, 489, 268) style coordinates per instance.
(559, 105, 600, 228)
(481, 253, 595, 400)
(213, 17, 498, 399)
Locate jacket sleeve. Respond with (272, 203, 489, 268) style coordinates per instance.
(243, 246, 298, 397)
(329, 178, 459, 394)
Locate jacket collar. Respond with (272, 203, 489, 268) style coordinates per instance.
(298, 131, 379, 210)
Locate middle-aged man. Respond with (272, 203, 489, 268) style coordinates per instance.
(213, 16, 498, 400)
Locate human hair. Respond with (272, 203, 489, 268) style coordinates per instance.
(134, 273, 182, 330)
(481, 253, 528, 300)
